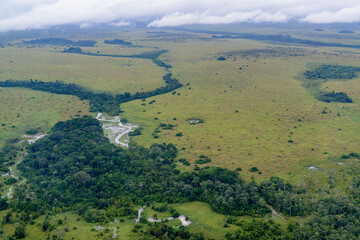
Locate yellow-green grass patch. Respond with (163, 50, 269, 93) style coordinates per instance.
(0, 46, 166, 94)
(0, 87, 91, 147)
(171, 201, 237, 239)
(121, 37, 360, 182)
(0, 210, 138, 240)
(82, 44, 157, 56)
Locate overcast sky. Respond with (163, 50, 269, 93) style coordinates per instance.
(0, 0, 359, 31)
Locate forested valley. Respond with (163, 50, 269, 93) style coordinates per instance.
(0, 116, 359, 239)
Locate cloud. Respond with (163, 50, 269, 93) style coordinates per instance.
(110, 20, 132, 27)
(0, 0, 359, 31)
(148, 11, 289, 27)
(302, 5, 360, 23)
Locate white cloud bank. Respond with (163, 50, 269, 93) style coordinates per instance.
(302, 5, 360, 23)
(0, 0, 359, 31)
(148, 11, 288, 27)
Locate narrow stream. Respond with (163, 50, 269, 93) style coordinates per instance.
(2, 160, 24, 199)
(112, 227, 117, 238)
(136, 206, 145, 223)
(2, 142, 30, 199)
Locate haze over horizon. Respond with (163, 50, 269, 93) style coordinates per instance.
(0, 0, 360, 32)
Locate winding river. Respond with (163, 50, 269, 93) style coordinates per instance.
(96, 112, 137, 147)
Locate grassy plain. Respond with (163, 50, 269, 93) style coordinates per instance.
(0, 45, 166, 94)
(171, 201, 238, 239)
(0, 210, 122, 240)
(82, 44, 157, 56)
(2, 28, 360, 183)
(0, 87, 90, 147)
(120, 31, 360, 182)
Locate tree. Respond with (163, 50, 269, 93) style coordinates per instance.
(14, 224, 25, 239)
(0, 198, 9, 210)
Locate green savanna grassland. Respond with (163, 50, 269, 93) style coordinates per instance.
(0, 88, 90, 147)
(120, 31, 360, 181)
(0, 46, 166, 94)
(1, 25, 360, 239)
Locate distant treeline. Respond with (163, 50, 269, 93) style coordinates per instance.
(23, 38, 97, 47)
(339, 30, 354, 34)
(181, 28, 360, 49)
(176, 27, 360, 48)
(63, 47, 172, 70)
(226, 47, 307, 58)
(211, 33, 360, 48)
(104, 38, 132, 46)
(0, 73, 182, 115)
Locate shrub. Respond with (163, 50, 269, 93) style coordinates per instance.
(179, 158, 191, 166)
(152, 204, 168, 212)
(26, 128, 39, 135)
(162, 124, 174, 130)
(5, 177, 17, 185)
(249, 167, 259, 172)
(195, 158, 211, 164)
(349, 152, 360, 158)
(172, 211, 180, 218)
(14, 224, 25, 239)
(129, 129, 142, 136)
